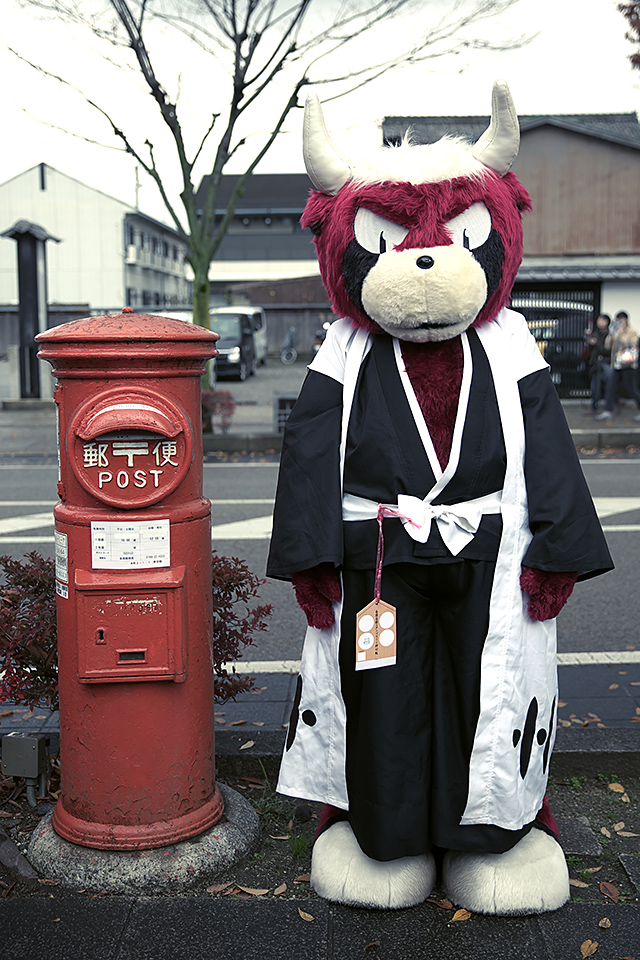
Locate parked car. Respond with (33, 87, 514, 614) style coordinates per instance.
(209, 307, 268, 381)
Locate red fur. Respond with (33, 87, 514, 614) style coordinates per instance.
(292, 563, 341, 629)
(302, 172, 531, 334)
(520, 566, 577, 621)
(401, 338, 463, 469)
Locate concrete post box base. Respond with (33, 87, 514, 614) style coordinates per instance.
(27, 784, 260, 894)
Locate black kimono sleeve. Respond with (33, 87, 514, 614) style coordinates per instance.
(518, 368, 614, 581)
(266, 370, 344, 581)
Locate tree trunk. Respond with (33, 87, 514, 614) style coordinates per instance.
(192, 264, 211, 329)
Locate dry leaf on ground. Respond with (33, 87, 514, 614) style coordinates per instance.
(239, 740, 255, 750)
(608, 783, 625, 793)
(600, 881, 619, 903)
(273, 883, 287, 896)
(450, 908, 472, 922)
(298, 908, 314, 922)
(206, 882, 233, 894)
(600, 827, 611, 838)
(580, 940, 598, 958)
(294, 874, 311, 883)
(570, 878, 590, 888)
(236, 885, 270, 896)
(598, 918, 611, 929)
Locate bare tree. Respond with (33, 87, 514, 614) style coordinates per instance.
(12, 0, 527, 326)
(619, 1, 640, 70)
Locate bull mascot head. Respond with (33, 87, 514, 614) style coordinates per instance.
(302, 81, 531, 342)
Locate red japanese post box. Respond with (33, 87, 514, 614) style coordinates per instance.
(36, 308, 221, 850)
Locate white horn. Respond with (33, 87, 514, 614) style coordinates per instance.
(472, 80, 520, 175)
(303, 94, 353, 195)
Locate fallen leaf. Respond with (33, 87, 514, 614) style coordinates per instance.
(630, 681, 640, 686)
(0, 710, 14, 717)
(298, 908, 314, 922)
(237, 885, 270, 896)
(558, 701, 567, 707)
(222, 885, 240, 897)
(294, 874, 311, 883)
(622, 793, 631, 803)
(617, 830, 640, 837)
(613, 821, 626, 832)
(240, 777, 266, 788)
(364, 943, 381, 954)
(600, 881, 619, 903)
(52, 918, 61, 923)
(37, 879, 61, 886)
(274, 883, 287, 896)
(252, 721, 265, 726)
(570, 878, 590, 888)
(269, 835, 290, 841)
(601, 827, 611, 838)
(585, 866, 603, 874)
(598, 918, 611, 929)
(228, 720, 246, 727)
(0, 811, 13, 818)
(588, 713, 601, 720)
(450, 908, 472, 922)
(608, 783, 626, 793)
(425, 897, 454, 910)
(608, 683, 619, 690)
(580, 940, 598, 958)
(239, 740, 255, 750)
(206, 882, 233, 894)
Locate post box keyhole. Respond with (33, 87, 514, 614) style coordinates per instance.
(96, 628, 106, 644)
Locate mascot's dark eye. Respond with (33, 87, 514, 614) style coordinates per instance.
(354, 208, 409, 256)
(445, 202, 492, 250)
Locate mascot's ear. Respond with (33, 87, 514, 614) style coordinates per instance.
(472, 80, 520, 175)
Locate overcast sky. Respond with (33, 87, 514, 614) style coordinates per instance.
(1, 0, 638, 224)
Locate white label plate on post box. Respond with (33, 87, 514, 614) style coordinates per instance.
(91, 519, 170, 569)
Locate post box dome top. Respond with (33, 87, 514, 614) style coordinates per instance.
(36, 308, 219, 344)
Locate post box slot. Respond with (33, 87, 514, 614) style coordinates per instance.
(75, 566, 186, 682)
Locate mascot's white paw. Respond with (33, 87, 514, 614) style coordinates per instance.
(311, 820, 436, 909)
(443, 827, 570, 915)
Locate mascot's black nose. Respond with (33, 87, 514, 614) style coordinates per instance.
(416, 256, 434, 270)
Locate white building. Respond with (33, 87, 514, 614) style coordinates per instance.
(0, 164, 191, 313)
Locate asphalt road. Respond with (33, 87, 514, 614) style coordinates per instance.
(0, 457, 639, 659)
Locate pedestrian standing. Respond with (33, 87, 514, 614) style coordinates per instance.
(596, 311, 640, 420)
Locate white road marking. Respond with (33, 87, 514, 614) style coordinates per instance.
(0, 512, 55, 535)
(1, 498, 640, 544)
(557, 651, 640, 665)
(211, 515, 273, 540)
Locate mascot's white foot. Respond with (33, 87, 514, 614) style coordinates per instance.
(311, 820, 436, 909)
(443, 827, 570, 915)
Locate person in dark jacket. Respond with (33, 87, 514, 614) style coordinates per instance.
(584, 313, 612, 413)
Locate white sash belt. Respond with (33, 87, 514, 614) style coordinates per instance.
(342, 490, 503, 557)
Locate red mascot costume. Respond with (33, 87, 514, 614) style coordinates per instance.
(267, 81, 613, 914)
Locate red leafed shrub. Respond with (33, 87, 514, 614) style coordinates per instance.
(211, 551, 272, 704)
(202, 390, 235, 434)
(0, 552, 58, 708)
(0, 550, 272, 710)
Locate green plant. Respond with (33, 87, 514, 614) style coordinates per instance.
(0, 550, 272, 709)
(289, 832, 312, 859)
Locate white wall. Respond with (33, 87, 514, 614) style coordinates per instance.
(0, 165, 131, 310)
(600, 282, 640, 328)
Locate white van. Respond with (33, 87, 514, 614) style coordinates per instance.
(209, 306, 268, 381)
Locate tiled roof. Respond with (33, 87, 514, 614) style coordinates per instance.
(196, 173, 312, 215)
(383, 113, 640, 150)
